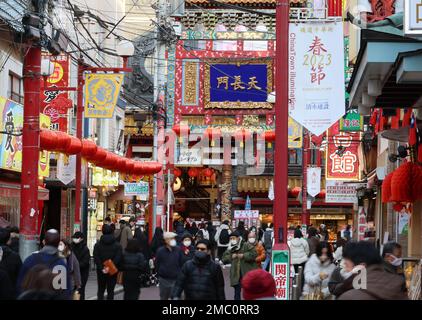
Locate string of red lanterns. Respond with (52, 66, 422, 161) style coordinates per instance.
(40, 129, 162, 175)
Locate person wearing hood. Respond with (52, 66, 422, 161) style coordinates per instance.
(302, 241, 336, 300)
(0, 228, 22, 299)
(114, 219, 134, 251)
(121, 239, 147, 300)
(174, 220, 186, 245)
(215, 220, 231, 261)
(70, 232, 90, 300)
(242, 269, 276, 300)
(179, 232, 195, 265)
(289, 229, 310, 274)
(150, 227, 165, 257)
(222, 230, 259, 300)
(189, 222, 199, 238)
(6, 226, 19, 254)
(338, 241, 408, 300)
(93, 224, 123, 300)
(247, 231, 266, 268)
(172, 239, 225, 300)
(134, 221, 150, 261)
(306, 227, 320, 257)
(382, 241, 404, 277)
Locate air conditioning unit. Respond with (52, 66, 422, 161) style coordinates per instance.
(169, 0, 185, 17)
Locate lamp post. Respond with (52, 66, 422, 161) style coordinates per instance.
(117, 40, 135, 69)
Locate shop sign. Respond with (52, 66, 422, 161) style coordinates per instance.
(124, 182, 149, 200)
(289, 22, 345, 136)
(57, 154, 76, 185)
(311, 214, 346, 220)
(40, 54, 71, 132)
(233, 210, 259, 219)
(85, 73, 124, 118)
(88, 198, 97, 211)
(271, 244, 290, 300)
(0, 96, 50, 177)
(204, 59, 273, 109)
(340, 109, 363, 132)
(92, 167, 119, 186)
(176, 147, 202, 166)
(397, 208, 410, 235)
(405, 0, 422, 35)
(288, 117, 303, 148)
(326, 121, 361, 181)
(307, 167, 321, 197)
(357, 207, 367, 241)
(326, 180, 365, 203)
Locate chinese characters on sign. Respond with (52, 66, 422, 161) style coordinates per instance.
(326, 121, 361, 181)
(289, 23, 345, 136)
(325, 180, 365, 203)
(274, 263, 288, 300)
(307, 167, 321, 197)
(340, 109, 364, 132)
(358, 207, 367, 241)
(124, 182, 149, 201)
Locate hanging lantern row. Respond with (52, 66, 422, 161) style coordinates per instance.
(40, 129, 162, 175)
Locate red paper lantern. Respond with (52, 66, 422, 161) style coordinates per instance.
(40, 129, 58, 150)
(412, 163, 422, 201)
(54, 131, 71, 153)
(81, 139, 98, 159)
(116, 157, 127, 173)
(172, 124, 190, 137)
(91, 147, 108, 165)
(393, 203, 404, 212)
(174, 167, 182, 177)
(125, 159, 135, 175)
(264, 130, 276, 142)
(203, 168, 213, 177)
(316, 189, 326, 199)
(133, 162, 146, 176)
(101, 153, 118, 170)
(143, 162, 162, 174)
(66, 136, 82, 155)
(381, 172, 393, 203)
(188, 167, 199, 178)
(391, 162, 413, 203)
(289, 186, 301, 198)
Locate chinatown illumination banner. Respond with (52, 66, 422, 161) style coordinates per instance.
(307, 167, 321, 197)
(40, 54, 72, 132)
(326, 121, 361, 181)
(85, 73, 124, 118)
(0, 96, 50, 177)
(289, 22, 345, 136)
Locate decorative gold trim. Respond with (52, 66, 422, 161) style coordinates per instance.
(204, 58, 273, 110)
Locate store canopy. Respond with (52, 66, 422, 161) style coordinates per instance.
(0, 181, 49, 200)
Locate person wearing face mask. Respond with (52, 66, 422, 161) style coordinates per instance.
(302, 241, 336, 300)
(155, 232, 184, 300)
(222, 230, 259, 300)
(70, 232, 90, 300)
(179, 232, 195, 265)
(247, 231, 266, 268)
(172, 239, 225, 300)
(58, 240, 81, 298)
(382, 242, 404, 276)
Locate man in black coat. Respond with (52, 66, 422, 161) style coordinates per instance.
(71, 231, 90, 300)
(172, 239, 225, 300)
(0, 228, 22, 299)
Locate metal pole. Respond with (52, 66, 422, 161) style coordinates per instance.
(20, 45, 42, 260)
(302, 130, 310, 225)
(273, 0, 289, 243)
(167, 168, 170, 232)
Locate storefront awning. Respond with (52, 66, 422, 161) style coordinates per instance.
(0, 181, 49, 201)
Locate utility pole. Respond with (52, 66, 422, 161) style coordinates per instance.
(20, 1, 45, 260)
(302, 130, 311, 225)
(273, 0, 289, 244)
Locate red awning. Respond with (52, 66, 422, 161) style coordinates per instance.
(0, 181, 49, 201)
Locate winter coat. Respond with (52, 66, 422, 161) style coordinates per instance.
(93, 234, 123, 271)
(155, 246, 184, 280)
(114, 225, 133, 250)
(289, 238, 310, 265)
(338, 264, 408, 300)
(8, 238, 19, 254)
(196, 229, 210, 241)
(333, 246, 343, 263)
(222, 239, 259, 286)
(134, 228, 151, 260)
(253, 242, 266, 267)
(263, 228, 274, 254)
(172, 254, 225, 300)
(0, 268, 14, 300)
(70, 242, 90, 271)
(306, 236, 320, 257)
(179, 244, 195, 265)
(215, 224, 231, 247)
(66, 252, 81, 288)
(0, 245, 22, 297)
(328, 266, 355, 298)
(122, 251, 147, 272)
(302, 254, 336, 299)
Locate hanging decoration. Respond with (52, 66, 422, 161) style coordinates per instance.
(381, 172, 393, 203)
(203, 167, 214, 177)
(188, 167, 200, 178)
(234, 129, 252, 148)
(264, 130, 276, 148)
(172, 124, 191, 143)
(174, 167, 182, 177)
(204, 127, 222, 147)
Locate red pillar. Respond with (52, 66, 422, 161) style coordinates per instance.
(302, 131, 311, 225)
(273, 0, 289, 243)
(20, 46, 41, 259)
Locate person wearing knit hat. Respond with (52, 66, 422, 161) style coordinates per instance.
(179, 232, 195, 265)
(242, 269, 276, 300)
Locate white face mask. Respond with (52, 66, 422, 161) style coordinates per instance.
(58, 244, 65, 252)
(248, 238, 256, 244)
(390, 256, 403, 267)
(169, 239, 177, 247)
(183, 240, 192, 247)
(230, 239, 238, 246)
(72, 238, 81, 244)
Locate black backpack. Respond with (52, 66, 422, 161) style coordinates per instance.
(219, 229, 230, 245)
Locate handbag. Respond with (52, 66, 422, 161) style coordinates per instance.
(117, 271, 124, 284)
(304, 285, 324, 300)
(103, 259, 119, 276)
(73, 290, 81, 300)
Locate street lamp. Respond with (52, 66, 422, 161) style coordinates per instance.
(117, 40, 135, 68)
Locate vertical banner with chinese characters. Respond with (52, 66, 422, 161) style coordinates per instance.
(84, 73, 124, 118)
(357, 206, 367, 241)
(326, 121, 361, 181)
(307, 167, 321, 197)
(271, 245, 290, 300)
(40, 54, 72, 132)
(289, 22, 345, 136)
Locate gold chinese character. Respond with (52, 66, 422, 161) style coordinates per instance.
(417, 3, 422, 23)
(307, 27, 312, 33)
(230, 76, 245, 90)
(321, 26, 326, 32)
(247, 76, 262, 90)
(217, 76, 229, 90)
(314, 27, 319, 33)
(300, 27, 306, 33)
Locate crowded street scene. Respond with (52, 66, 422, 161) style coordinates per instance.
(0, 0, 422, 303)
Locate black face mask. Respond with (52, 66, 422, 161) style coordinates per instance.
(194, 251, 209, 262)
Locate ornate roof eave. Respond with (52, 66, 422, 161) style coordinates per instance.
(185, 0, 276, 9)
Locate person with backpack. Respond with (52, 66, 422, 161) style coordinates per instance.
(0, 228, 22, 299)
(262, 223, 274, 271)
(214, 220, 231, 262)
(172, 239, 225, 300)
(196, 223, 210, 241)
(93, 224, 123, 300)
(16, 229, 71, 299)
(114, 219, 134, 251)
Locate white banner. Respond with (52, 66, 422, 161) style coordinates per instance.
(289, 22, 345, 136)
(326, 180, 366, 203)
(233, 210, 259, 219)
(57, 154, 76, 185)
(307, 167, 321, 197)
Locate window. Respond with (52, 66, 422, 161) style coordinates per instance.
(8, 72, 23, 103)
(288, 148, 302, 165)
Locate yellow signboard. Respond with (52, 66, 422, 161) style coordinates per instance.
(288, 117, 303, 148)
(84, 73, 124, 118)
(92, 167, 119, 186)
(39, 114, 50, 177)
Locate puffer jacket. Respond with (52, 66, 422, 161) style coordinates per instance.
(172, 254, 225, 300)
(302, 254, 336, 299)
(254, 242, 266, 267)
(289, 238, 310, 265)
(122, 251, 147, 273)
(93, 234, 123, 271)
(338, 264, 408, 300)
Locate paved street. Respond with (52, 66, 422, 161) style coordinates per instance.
(85, 266, 234, 300)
